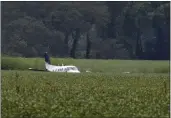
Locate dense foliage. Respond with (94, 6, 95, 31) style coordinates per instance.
(2, 1, 170, 60)
(2, 70, 170, 117)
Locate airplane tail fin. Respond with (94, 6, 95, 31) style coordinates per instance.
(44, 52, 51, 64)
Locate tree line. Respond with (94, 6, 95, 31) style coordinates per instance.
(2, 1, 170, 60)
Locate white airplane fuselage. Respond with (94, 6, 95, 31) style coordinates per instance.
(45, 62, 80, 73)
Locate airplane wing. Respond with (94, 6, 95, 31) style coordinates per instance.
(45, 62, 61, 72)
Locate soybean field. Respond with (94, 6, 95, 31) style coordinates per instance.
(2, 57, 170, 118)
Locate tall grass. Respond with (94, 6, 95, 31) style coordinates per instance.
(2, 56, 170, 73)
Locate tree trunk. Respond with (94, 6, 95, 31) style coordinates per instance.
(155, 26, 164, 60)
(153, 15, 165, 60)
(64, 32, 69, 56)
(119, 38, 135, 59)
(164, 6, 170, 60)
(135, 19, 143, 59)
(70, 28, 80, 58)
(85, 32, 91, 59)
(135, 28, 143, 59)
(151, 2, 168, 60)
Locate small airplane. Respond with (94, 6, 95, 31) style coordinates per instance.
(44, 52, 80, 73)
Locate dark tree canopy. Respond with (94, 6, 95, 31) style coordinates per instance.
(2, 1, 170, 60)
